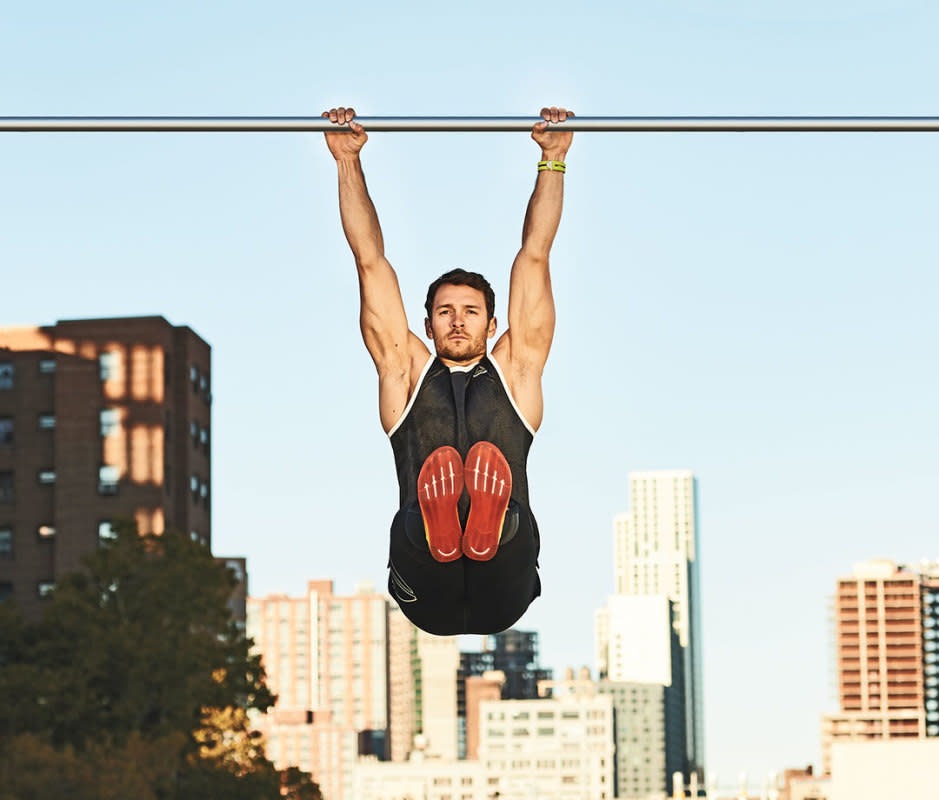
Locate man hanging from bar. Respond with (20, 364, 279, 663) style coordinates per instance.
(322, 105, 573, 635)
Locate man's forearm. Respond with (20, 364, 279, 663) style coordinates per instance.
(336, 156, 385, 266)
(520, 161, 565, 259)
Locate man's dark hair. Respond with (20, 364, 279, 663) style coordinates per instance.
(424, 268, 496, 321)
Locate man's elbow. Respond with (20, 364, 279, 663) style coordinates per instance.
(516, 246, 550, 269)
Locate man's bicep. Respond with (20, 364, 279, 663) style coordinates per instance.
(357, 256, 413, 371)
(506, 250, 556, 362)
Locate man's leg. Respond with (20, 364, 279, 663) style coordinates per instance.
(463, 502, 541, 634)
(388, 504, 467, 635)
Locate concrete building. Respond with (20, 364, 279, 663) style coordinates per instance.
(828, 739, 939, 800)
(417, 630, 460, 760)
(247, 579, 390, 799)
(458, 628, 552, 757)
(464, 670, 504, 761)
(598, 469, 704, 777)
(478, 691, 616, 799)
(541, 668, 685, 800)
(387, 603, 419, 762)
(353, 750, 489, 800)
(0, 317, 212, 619)
(820, 558, 939, 774)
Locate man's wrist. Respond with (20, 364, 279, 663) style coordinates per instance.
(540, 150, 568, 162)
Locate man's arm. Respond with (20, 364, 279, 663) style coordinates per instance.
(323, 107, 429, 431)
(492, 106, 574, 429)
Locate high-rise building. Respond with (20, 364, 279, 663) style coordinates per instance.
(247, 579, 390, 799)
(598, 468, 705, 777)
(0, 317, 212, 619)
(820, 558, 939, 774)
(541, 667, 685, 800)
(458, 629, 552, 757)
(478, 690, 615, 798)
(387, 603, 419, 762)
(464, 670, 505, 760)
(417, 630, 460, 760)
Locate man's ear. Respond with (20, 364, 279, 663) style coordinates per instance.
(487, 316, 498, 338)
(425, 318, 433, 338)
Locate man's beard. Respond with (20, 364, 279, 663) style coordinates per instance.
(434, 332, 487, 363)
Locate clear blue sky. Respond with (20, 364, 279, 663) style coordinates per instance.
(3, 0, 937, 789)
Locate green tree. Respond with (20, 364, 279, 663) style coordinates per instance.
(0, 521, 321, 799)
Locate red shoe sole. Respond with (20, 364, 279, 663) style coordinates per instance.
(462, 441, 512, 561)
(417, 445, 465, 562)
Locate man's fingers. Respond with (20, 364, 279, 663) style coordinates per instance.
(323, 107, 362, 129)
(539, 106, 575, 124)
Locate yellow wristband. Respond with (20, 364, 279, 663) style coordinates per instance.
(537, 160, 566, 173)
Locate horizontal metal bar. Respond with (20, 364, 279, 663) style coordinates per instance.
(1, 116, 938, 133)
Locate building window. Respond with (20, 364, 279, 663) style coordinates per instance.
(0, 472, 12, 503)
(0, 418, 12, 444)
(38, 581, 55, 597)
(98, 465, 119, 495)
(38, 358, 56, 374)
(0, 582, 12, 603)
(38, 525, 55, 538)
(200, 426, 209, 449)
(0, 362, 12, 390)
(98, 521, 116, 544)
(100, 409, 120, 437)
(0, 528, 12, 557)
(99, 351, 120, 381)
(38, 414, 56, 430)
(190, 475, 199, 495)
(38, 469, 56, 485)
(98, 521, 117, 543)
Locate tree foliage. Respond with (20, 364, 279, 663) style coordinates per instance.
(0, 521, 321, 800)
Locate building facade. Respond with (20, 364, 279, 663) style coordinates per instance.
(458, 629, 552, 758)
(387, 603, 419, 762)
(820, 558, 939, 774)
(0, 317, 212, 619)
(598, 469, 704, 778)
(247, 579, 390, 799)
(478, 692, 616, 799)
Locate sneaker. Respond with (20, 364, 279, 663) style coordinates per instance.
(462, 441, 512, 561)
(417, 445, 465, 562)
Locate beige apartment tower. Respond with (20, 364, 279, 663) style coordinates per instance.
(247, 580, 390, 800)
(0, 317, 212, 619)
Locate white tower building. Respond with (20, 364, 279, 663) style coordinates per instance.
(599, 469, 705, 778)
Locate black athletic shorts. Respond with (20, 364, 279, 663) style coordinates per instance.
(387, 499, 541, 635)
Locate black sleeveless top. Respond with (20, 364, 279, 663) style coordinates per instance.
(389, 355, 534, 510)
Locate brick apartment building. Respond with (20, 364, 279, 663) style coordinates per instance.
(821, 558, 939, 773)
(0, 316, 214, 620)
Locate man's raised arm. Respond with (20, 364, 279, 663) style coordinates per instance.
(322, 107, 414, 376)
(498, 106, 574, 373)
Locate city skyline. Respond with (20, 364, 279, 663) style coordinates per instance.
(3, 0, 937, 788)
